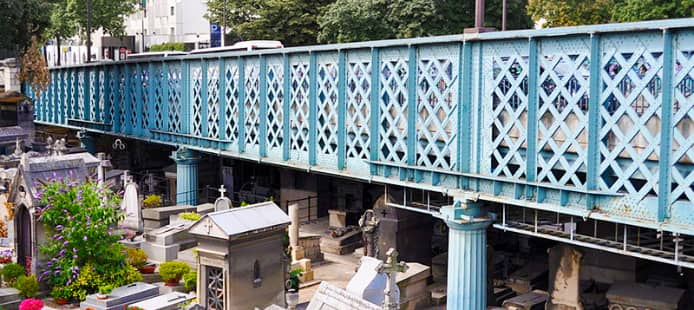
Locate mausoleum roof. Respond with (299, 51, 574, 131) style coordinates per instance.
(190, 201, 290, 239)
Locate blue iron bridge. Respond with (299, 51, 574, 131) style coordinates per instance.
(31, 19, 694, 247)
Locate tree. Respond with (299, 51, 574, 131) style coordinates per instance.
(527, 0, 694, 27)
(318, 0, 533, 44)
(0, 0, 51, 53)
(46, 1, 78, 66)
(206, 0, 334, 46)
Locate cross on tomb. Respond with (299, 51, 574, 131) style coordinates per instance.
(144, 174, 157, 194)
(218, 185, 226, 198)
(379, 248, 408, 310)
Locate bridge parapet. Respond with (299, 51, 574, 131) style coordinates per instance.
(30, 18, 694, 234)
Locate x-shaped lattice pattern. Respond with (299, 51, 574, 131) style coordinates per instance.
(207, 64, 220, 138)
(168, 67, 182, 133)
(490, 52, 529, 179)
(153, 68, 164, 130)
(97, 70, 105, 123)
(89, 71, 97, 121)
(224, 63, 240, 141)
(128, 69, 138, 131)
(267, 63, 284, 149)
(191, 64, 203, 136)
(379, 59, 409, 163)
(108, 70, 115, 124)
(537, 51, 590, 187)
(599, 39, 663, 199)
(671, 40, 694, 203)
(317, 62, 339, 155)
(206, 266, 224, 310)
(290, 62, 310, 152)
(142, 70, 150, 130)
(77, 71, 85, 120)
(346, 60, 371, 160)
(245, 63, 260, 146)
(119, 71, 126, 129)
(416, 57, 457, 169)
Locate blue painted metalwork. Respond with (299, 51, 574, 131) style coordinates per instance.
(171, 148, 200, 205)
(35, 19, 694, 235)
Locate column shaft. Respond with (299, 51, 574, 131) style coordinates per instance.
(447, 221, 490, 310)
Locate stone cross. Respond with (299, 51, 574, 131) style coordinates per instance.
(213, 185, 231, 212)
(218, 185, 227, 197)
(379, 248, 408, 310)
(144, 173, 157, 194)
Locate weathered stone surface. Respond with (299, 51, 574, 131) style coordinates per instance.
(299, 235, 323, 262)
(320, 228, 362, 255)
(606, 282, 686, 310)
(546, 245, 582, 310)
(396, 262, 431, 310)
(128, 292, 193, 310)
(0, 288, 20, 310)
(307, 282, 382, 310)
(80, 282, 159, 310)
(328, 209, 347, 228)
(502, 290, 548, 310)
(506, 262, 548, 294)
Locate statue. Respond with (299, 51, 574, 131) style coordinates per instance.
(359, 210, 379, 258)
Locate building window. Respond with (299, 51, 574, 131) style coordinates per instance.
(253, 260, 262, 287)
(170, 6, 175, 16)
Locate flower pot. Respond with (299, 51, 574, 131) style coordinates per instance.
(54, 298, 68, 305)
(138, 264, 156, 274)
(164, 278, 181, 286)
(286, 291, 299, 308)
(0, 257, 11, 264)
(96, 294, 108, 300)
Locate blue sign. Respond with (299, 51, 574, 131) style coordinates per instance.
(210, 23, 221, 47)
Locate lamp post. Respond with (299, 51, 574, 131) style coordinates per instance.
(86, 0, 91, 63)
(221, 0, 227, 47)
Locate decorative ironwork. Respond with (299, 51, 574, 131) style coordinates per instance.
(206, 266, 224, 310)
(245, 60, 261, 148)
(225, 62, 240, 143)
(290, 57, 310, 154)
(266, 59, 284, 154)
(317, 55, 339, 161)
(379, 49, 409, 164)
(208, 62, 220, 138)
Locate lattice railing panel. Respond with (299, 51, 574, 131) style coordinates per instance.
(77, 71, 85, 120)
(416, 46, 458, 170)
(266, 58, 284, 151)
(317, 54, 339, 158)
(537, 38, 591, 188)
(346, 52, 372, 163)
(168, 66, 182, 133)
(89, 70, 97, 121)
(599, 33, 663, 200)
(244, 60, 261, 147)
(484, 41, 530, 179)
(153, 66, 164, 130)
(671, 31, 694, 203)
(207, 62, 220, 138)
(290, 56, 310, 153)
(128, 67, 138, 131)
(142, 69, 150, 130)
(118, 69, 126, 129)
(191, 63, 203, 136)
(97, 70, 105, 123)
(379, 48, 409, 164)
(224, 62, 240, 142)
(108, 69, 115, 124)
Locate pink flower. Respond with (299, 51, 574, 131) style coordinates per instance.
(19, 298, 43, 310)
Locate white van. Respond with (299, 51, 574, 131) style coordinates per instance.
(127, 51, 188, 60)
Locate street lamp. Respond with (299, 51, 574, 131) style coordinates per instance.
(86, 0, 91, 63)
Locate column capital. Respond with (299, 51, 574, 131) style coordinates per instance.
(170, 147, 200, 164)
(435, 198, 495, 231)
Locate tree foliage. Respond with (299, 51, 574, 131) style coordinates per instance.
(0, 0, 51, 54)
(318, 0, 532, 44)
(18, 38, 50, 97)
(528, 0, 694, 27)
(149, 42, 186, 52)
(206, 0, 333, 46)
(65, 0, 139, 39)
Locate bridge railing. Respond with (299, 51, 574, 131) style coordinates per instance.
(30, 18, 694, 232)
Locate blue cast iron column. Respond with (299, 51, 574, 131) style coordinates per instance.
(436, 199, 494, 310)
(171, 148, 200, 205)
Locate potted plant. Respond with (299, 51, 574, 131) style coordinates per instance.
(97, 284, 113, 300)
(0, 249, 12, 264)
(142, 194, 163, 209)
(159, 261, 190, 286)
(285, 269, 302, 308)
(51, 287, 71, 305)
(127, 248, 155, 274)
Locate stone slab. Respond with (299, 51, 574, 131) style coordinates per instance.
(0, 288, 20, 304)
(128, 292, 193, 310)
(142, 205, 197, 221)
(80, 282, 159, 310)
(507, 262, 548, 294)
(142, 242, 182, 263)
(328, 209, 347, 228)
(606, 282, 685, 310)
(502, 290, 548, 310)
(306, 282, 381, 310)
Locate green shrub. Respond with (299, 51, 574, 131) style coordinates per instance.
(98, 284, 114, 295)
(158, 261, 190, 282)
(15, 275, 39, 298)
(149, 42, 185, 52)
(2, 263, 25, 285)
(179, 212, 201, 222)
(126, 248, 148, 269)
(64, 264, 142, 301)
(143, 194, 163, 209)
(182, 271, 196, 291)
(287, 269, 302, 291)
(50, 287, 71, 300)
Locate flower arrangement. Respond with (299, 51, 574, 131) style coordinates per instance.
(18, 298, 43, 310)
(158, 261, 190, 286)
(142, 194, 163, 209)
(179, 212, 201, 222)
(37, 179, 141, 301)
(0, 249, 12, 263)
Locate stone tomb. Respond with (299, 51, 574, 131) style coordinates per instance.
(606, 282, 686, 310)
(128, 292, 194, 310)
(306, 282, 382, 310)
(396, 262, 431, 310)
(142, 203, 213, 231)
(142, 203, 214, 262)
(0, 288, 21, 310)
(188, 201, 290, 310)
(320, 227, 362, 255)
(80, 282, 159, 310)
(502, 290, 548, 310)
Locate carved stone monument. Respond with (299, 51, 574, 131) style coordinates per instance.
(359, 210, 379, 258)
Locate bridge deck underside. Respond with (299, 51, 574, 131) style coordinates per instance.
(31, 19, 694, 235)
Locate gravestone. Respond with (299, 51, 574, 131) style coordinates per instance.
(143, 203, 214, 262)
(307, 282, 382, 310)
(128, 292, 194, 310)
(502, 290, 548, 310)
(213, 185, 231, 212)
(373, 194, 433, 265)
(121, 177, 143, 234)
(143, 203, 213, 230)
(346, 256, 396, 307)
(80, 282, 159, 310)
(0, 288, 20, 310)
